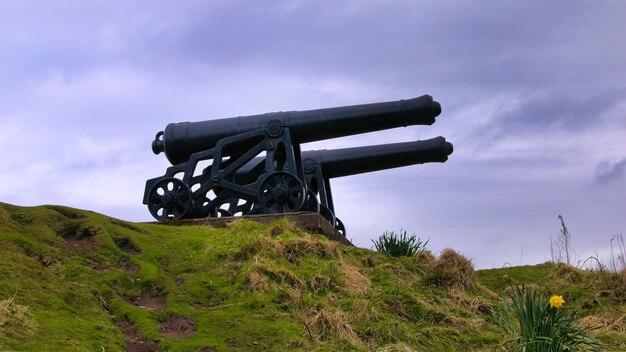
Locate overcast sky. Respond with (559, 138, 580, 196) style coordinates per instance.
(1, 0, 624, 268)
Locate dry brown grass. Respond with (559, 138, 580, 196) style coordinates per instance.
(350, 298, 383, 323)
(246, 267, 271, 291)
(579, 314, 626, 335)
(340, 262, 371, 295)
(399, 250, 436, 276)
(301, 306, 361, 346)
(282, 238, 338, 261)
(235, 236, 337, 264)
(274, 288, 303, 307)
(224, 219, 264, 236)
(431, 248, 475, 289)
(235, 237, 283, 260)
(549, 263, 584, 283)
(381, 291, 451, 325)
(468, 298, 492, 315)
(589, 268, 626, 302)
(308, 274, 337, 293)
(246, 263, 305, 292)
(268, 219, 297, 237)
(0, 297, 35, 335)
(449, 289, 493, 315)
(414, 250, 437, 268)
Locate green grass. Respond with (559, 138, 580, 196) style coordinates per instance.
(1, 202, 625, 351)
(371, 230, 428, 257)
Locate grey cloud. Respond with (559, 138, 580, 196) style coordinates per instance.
(595, 159, 626, 185)
(3, 1, 625, 97)
(493, 88, 626, 135)
(148, 1, 623, 89)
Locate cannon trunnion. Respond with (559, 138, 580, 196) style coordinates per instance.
(143, 95, 453, 235)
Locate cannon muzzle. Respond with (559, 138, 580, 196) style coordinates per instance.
(153, 95, 441, 165)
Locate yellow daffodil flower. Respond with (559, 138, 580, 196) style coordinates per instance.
(550, 295, 565, 308)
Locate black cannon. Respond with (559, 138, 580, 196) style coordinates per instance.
(143, 95, 449, 230)
(226, 136, 453, 235)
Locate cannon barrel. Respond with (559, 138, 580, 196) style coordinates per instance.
(234, 136, 453, 179)
(152, 95, 441, 165)
(303, 136, 453, 178)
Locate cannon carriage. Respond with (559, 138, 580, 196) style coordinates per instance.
(143, 95, 452, 234)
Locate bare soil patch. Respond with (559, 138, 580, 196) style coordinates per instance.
(114, 237, 142, 255)
(128, 291, 166, 311)
(37, 255, 56, 267)
(161, 315, 196, 339)
(58, 221, 99, 238)
(66, 237, 98, 251)
(59, 220, 100, 251)
(114, 319, 159, 352)
(121, 261, 141, 274)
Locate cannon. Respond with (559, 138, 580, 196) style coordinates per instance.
(151, 95, 441, 165)
(143, 95, 449, 229)
(227, 136, 453, 235)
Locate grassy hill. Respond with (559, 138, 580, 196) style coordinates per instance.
(1, 202, 625, 351)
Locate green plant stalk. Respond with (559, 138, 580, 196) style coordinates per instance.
(371, 230, 428, 257)
(498, 285, 605, 352)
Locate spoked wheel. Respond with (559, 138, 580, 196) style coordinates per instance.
(319, 205, 336, 227)
(259, 171, 306, 213)
(147, 177, 193, 220)
(211, 196, 255, 217)
(335, 217, 346, 237)
(213, 208, 234, 217)
(304, 190, 320, 213)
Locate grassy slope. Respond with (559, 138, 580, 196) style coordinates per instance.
(0, 202, 624, 351)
